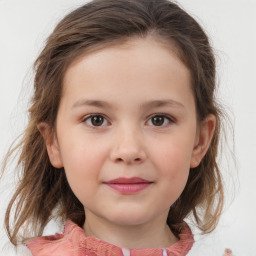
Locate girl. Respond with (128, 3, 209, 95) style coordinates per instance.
(2, 0, 233, 255)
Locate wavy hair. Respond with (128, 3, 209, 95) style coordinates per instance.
(3, 0, 224, 245)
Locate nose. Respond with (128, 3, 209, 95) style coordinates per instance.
(110, 127, 147, 165)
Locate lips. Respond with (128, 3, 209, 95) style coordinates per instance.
(103, 177, 153, 194)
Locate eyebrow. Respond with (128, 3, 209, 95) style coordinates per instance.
(72, 99, 113, 109)
(140, 99, 185, 109)
(72, 99, 185, 110)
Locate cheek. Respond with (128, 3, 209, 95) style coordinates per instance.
(155, 140, 193, 174)
(60, 135, 106, 172)
(152, 138, 193, 195)
(59, 138, 107, 199)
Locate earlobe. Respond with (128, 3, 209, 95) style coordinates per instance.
(37, 122, 63, 168)
(190, 114, 216, 168)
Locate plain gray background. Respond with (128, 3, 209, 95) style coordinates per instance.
(0, 0, 256, 255)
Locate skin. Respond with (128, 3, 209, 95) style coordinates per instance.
(39, 37, 216, 249)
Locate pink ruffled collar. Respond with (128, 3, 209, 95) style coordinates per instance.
(26, 219, 194, 256)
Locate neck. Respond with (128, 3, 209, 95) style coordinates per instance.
(83, 210, 179, 249)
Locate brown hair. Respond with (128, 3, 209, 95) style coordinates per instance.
(3, 0, 224, 245)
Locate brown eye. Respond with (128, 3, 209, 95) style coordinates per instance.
(147, 115, 173, 127)
(151, 116, 165, 126)
(91, 115, 104, 126)
(84, 115, 108, 127)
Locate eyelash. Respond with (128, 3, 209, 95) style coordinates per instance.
(147, 114, 174, 127)
(82, 113, 175, 128)
(82, 114, 109, 128)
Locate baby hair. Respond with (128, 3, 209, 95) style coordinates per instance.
(3, 0, 224, 245)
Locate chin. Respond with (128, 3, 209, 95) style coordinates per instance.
(107, 210, 153, 226)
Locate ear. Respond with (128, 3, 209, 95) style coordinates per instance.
(37, 122, 63, 168)
(190, 114, 216, 168)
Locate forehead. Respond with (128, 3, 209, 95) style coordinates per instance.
(61, 37, 194, 111)
(63, 35, 189, 83)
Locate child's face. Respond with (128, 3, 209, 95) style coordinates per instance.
(44, 37, 213, 229)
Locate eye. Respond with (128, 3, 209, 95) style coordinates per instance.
(147, 114, 174, 127)
(83, 114, 109, 127)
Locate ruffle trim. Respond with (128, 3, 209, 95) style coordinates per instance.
(26, 220, 194, 256)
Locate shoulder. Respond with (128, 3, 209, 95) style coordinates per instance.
(25, 219, 85, 256)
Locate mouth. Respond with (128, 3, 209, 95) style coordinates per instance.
(103, 177, 153, 194)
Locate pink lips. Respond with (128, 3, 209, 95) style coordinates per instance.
(103, 177, 153, 194)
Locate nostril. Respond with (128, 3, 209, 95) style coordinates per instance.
(116, 158, 123, 162)
(115, 157, 142, 164)
(110, 147, 147, 164)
